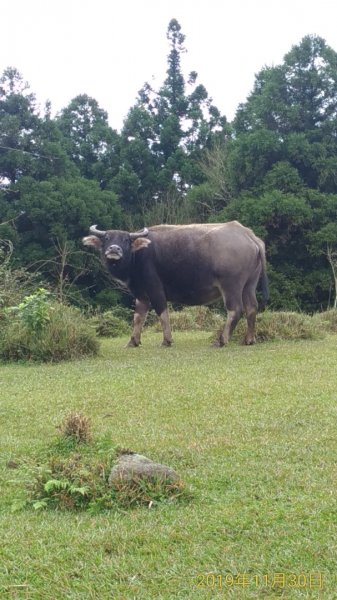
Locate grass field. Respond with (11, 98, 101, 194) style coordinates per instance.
(1, 330, 336, 599)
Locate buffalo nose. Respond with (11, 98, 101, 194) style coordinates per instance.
(105, 244, 123, 260)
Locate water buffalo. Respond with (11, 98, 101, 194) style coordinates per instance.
(83, 221, 269, 347)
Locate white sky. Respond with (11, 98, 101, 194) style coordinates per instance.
(1, 0, 337, 130)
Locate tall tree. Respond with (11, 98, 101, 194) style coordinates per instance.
(0, 73, 123, 303)
(114, 19, 229, 223)
(0, 68, 40, 186)
(231, 35, 337, 194)
(57, 94, 121, 186)
(214, 35, 337, 311)
(31, 102, 78, 181)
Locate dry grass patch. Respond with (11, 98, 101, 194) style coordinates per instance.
(242, 310, 322, 341)
(312, 308, 337, 333)
(148, 307, 324, 342)
(58, 412, 92, 443)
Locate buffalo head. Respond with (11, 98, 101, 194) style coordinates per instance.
(83, 226, 151, 278)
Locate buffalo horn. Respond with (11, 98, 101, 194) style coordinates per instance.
(130, 227, 149, 239)
(89, 224, 106, 237)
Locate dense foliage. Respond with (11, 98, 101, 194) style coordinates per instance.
(1, 22, 337, 311)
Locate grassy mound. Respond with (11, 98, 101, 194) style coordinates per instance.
(312, 308, 337, 333)
(0, 302, 99, 362)
(148, 307, 323, 342)
(26, 414, 187, 512)
(234, 310, 323, 342)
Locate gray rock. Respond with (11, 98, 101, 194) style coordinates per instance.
(108, 453, 179, 485)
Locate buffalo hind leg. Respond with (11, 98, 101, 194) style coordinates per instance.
(214, 294, 243, 347)
(242, 286, 258, 345)
(127, 299, 150, 347)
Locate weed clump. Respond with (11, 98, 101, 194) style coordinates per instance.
(26, 447, 187, 512)
(59, 412, 92, 444)
(111, 477, 186, 508)
(29, 454, 108, 511)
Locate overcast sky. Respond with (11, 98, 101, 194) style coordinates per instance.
(1, 0, 337, 130)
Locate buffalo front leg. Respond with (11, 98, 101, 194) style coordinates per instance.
(127, 299, 150, 347)
(150, 288, 172, 346)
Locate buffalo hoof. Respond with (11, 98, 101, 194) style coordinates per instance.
(244, 337, 256, 345)
(212, 338, 225, 348)
(161, 339, 172, 347)
(126, 338, 140, 348)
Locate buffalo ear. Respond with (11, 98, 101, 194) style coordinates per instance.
(82, 235, 103, 250)
(131, 237, 152, 252)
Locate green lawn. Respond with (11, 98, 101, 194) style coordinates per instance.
(1, 331, 336, 599)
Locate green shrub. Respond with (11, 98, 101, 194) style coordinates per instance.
(7, 288, 51, 333)
(108, 305, 134, 324)
(92, 288, 123, 310)
(0, 302, 99, 362)
(94, 310, 130, 337)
